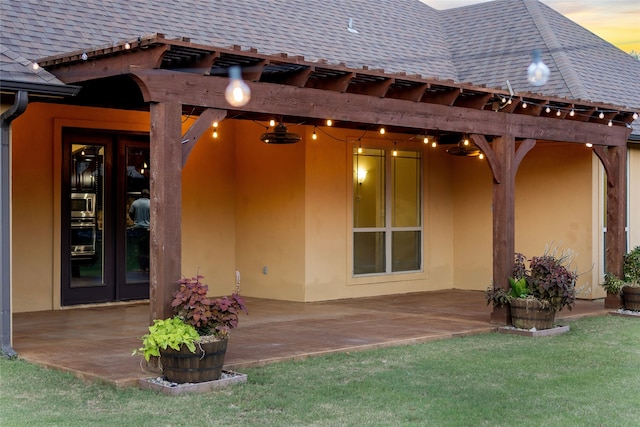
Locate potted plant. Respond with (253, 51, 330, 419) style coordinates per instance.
(601, 246, 640, 311)
(486, 245, 577, 330)
(135, 272, 248, 383)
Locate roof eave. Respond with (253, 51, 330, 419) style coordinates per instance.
(0, 79, 81, 97)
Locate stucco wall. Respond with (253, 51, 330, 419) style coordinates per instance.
(11, 103, 149, 312)
(629, 144, 640, 250)
(9, 101, 604, 311)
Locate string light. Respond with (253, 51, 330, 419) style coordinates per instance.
(212, 121, 219, 138)
(608, 120, 613, 127)
(598, 111, 605, 119)
(81, 52, 88, 61)
(357, 145, 363, 154)
(569, 109, 575, 117)
(527, 49, 550, 86)
(634, 112, 639, 120)
(423, 135, 429, 144)
(312, 126, 317, 140)
(32, 62, 39, 70)
(379, 127, 386, 135)
(326, 119, 333, 126)
(392, 141, 397, 157)
(124, 42, 131, 50)
(224, 65, 251, 107)
(431, 140, 437, 148)
(545, 105, 551, 114)
(269, 119, 276, 127)
(521, 102, 527, 109)
(556, 109, 561, 116)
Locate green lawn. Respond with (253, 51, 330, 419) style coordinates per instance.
(1, 315, 639, 426)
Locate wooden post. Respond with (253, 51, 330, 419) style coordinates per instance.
(593, 145, 627, 308)
(149, 101, 183, 323)
(479, 135, 536, 324)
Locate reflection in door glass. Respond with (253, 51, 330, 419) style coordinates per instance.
(70, 144, 105, 288)
(125, 146, 151, 284)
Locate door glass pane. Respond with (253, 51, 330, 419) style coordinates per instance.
(353, 148, 385, 228)
(354, 231, 385, 274)
(392, 152, 421, 227)
(392, 231, 421, 272)
(70, 144, 104, 288)
(125, 146, 150, 283)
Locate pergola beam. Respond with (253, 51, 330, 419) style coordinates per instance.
(131, 70, 630, 145)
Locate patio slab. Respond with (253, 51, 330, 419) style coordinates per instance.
(12, 290, 608, 387)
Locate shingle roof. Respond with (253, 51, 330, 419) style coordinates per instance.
(1, 0, 638, 110)
(0, 45, 66, 86)
(440, 0, 640, 110)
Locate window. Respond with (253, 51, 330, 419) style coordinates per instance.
(353, 147, 422, 275)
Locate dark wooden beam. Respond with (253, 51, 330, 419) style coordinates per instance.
(181, 108, 228, 166)
(46, 45, 170, 83)
(149, 101, 183, 323)
(131, 70, 630, 145)
(593, 144, 628, 309)
(488, 135, 536, 325)
(347, 77, 394, 97)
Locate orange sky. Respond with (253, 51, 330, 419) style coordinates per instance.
(426, 0, 640, 54)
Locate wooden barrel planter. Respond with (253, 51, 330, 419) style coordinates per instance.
(160, 338, 228, 383)
(510, 298, 556, 330)
(622, 286, 640, 311)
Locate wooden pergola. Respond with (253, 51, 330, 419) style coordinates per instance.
(40, 34, 634, 323)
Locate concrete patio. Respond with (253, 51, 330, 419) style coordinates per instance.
(12, 290, 609, 388)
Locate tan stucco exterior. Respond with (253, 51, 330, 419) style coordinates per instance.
(10, 103, 616, 312)
(629, 143, 640, 250)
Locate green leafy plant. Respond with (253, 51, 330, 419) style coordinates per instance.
(486, 245, 578, 311)
(133, 316, 199, 361)
(601, 245, 640, 294)
(171, 273, 248, 338)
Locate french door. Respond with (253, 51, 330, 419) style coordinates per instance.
(61, 130, 150, 305)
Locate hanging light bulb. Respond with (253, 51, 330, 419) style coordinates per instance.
(212, 130, 218, 138)
(312, 127, 317, 140)
(81, 52, 88, 61)
(423, 135, 429, 144)
(143, 162, 148, 169)
(545, 106, 551, 114)
(569, 109, 575, 117)
(608, 120, 613, 127)
(479, 153, 485, 160)
(521, 102, 527, 109)
(326, 119, 333, 127)
(124, 42, 131, 50)
(224, 65, 251, 107)
(32, 62, 39, 70)
(598, 111, 605, 119)
(392, 149, 397, 156)
(379, 127, 386, 135)
(633, 112, 639, 120)
(586, 143, 593, 148)
(556, 109, 562, 117)
(431, 141, 437, 148)
(357, 145, 363, 154)
(269, 119, 276, 127)
(527, 49, 550, 86)
(463, 137, 470, 146)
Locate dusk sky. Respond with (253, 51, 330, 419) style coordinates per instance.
(425, 0, 640, 54)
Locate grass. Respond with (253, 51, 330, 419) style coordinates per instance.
(1, 315, 639, 426)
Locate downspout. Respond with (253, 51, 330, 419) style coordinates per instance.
(0, 90, 28, 357)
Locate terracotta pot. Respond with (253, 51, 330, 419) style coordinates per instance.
(510, 298, 556, 330)
(622, 286, 640, 311)
(159, 338, 227, 383)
